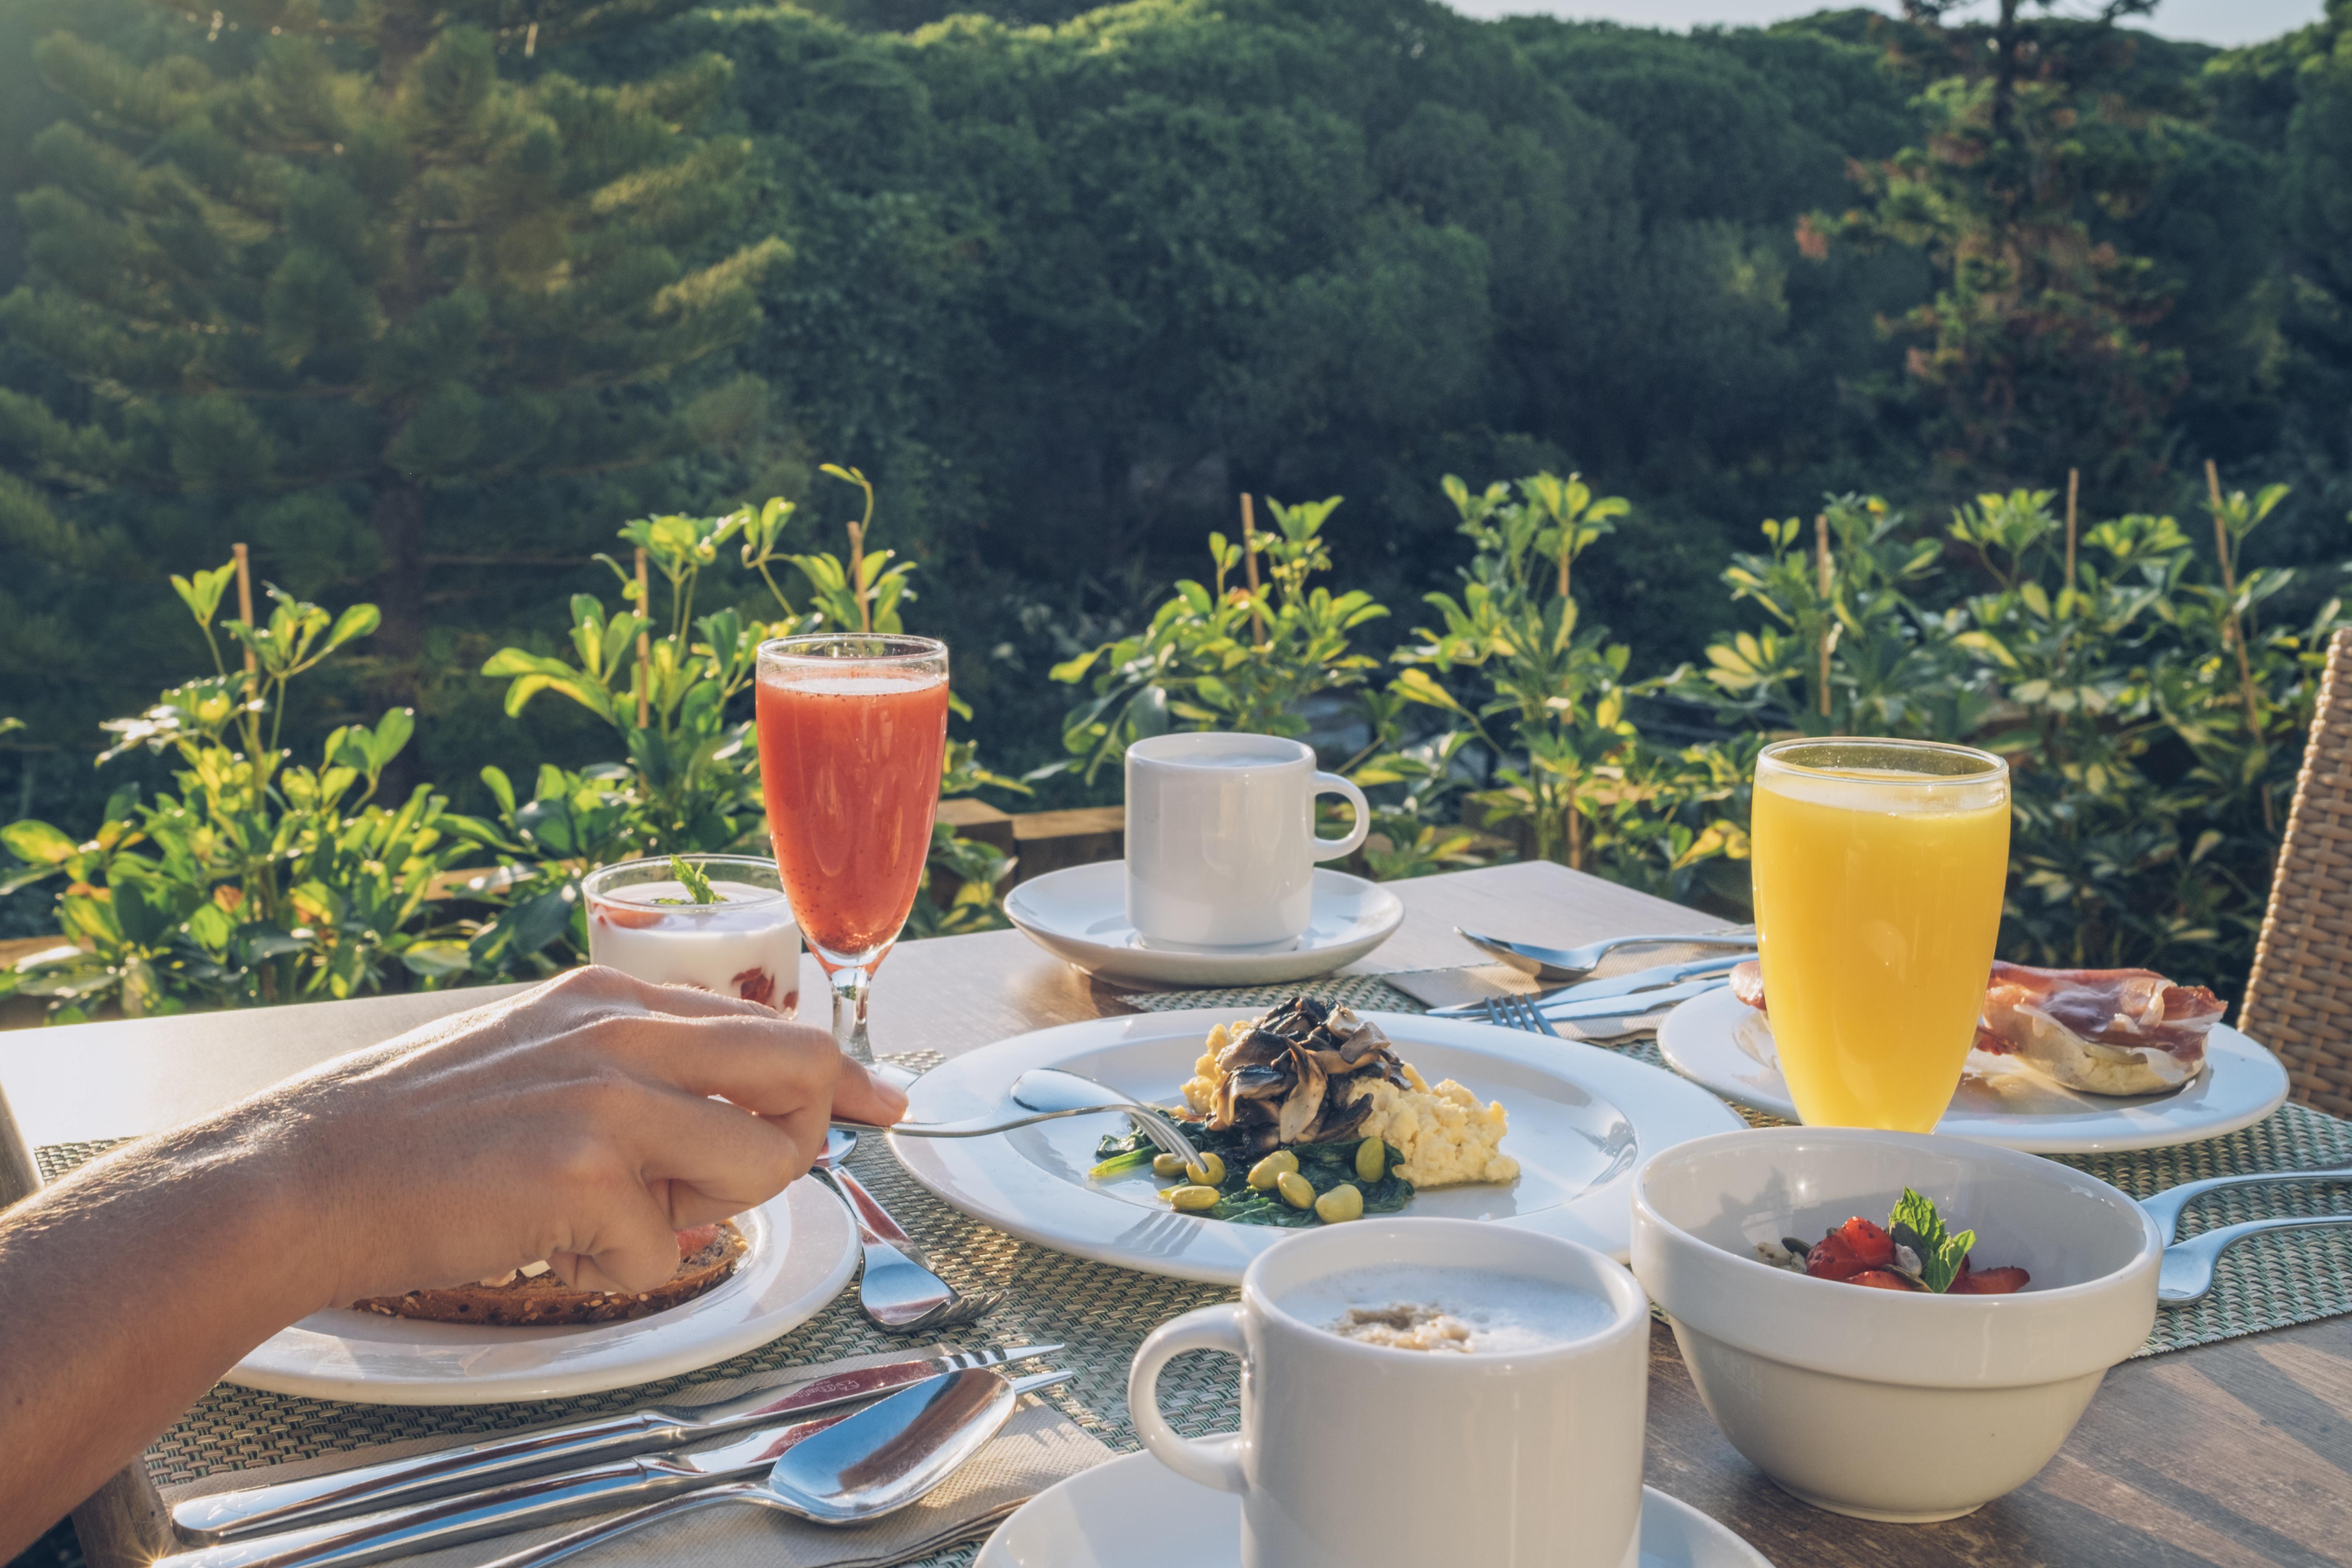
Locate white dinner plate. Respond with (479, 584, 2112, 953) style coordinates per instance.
(975, 1449, 1775, 1568)
(1655, 984, 2290, 1153)
(1003, 862, 1404, 986)
(889, 1009, 1744, 1283)
(226, 1179, 859, 1405)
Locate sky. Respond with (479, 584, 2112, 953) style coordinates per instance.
(1445, 0, 2326, 48)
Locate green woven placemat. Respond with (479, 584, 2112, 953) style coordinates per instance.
(1121, 973, 2352, 1359)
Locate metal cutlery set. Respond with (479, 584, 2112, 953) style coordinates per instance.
(1433, 928, 1755, 1034)
(159, 1347, 1072, 1568)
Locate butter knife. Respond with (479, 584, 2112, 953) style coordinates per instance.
(1427, 955, 1742, 1017)
(172, 1343, 1061, 1541)
(155, 1369, 1074, 1568)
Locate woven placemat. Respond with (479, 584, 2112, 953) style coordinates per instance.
(1116, 972, 2352, 1359)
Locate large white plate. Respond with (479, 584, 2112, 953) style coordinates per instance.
(1003, 862, 1404, 986)
(1655, 984, 2290, 1153)
(976, 1449, 1774, 1568)
(889, 1009, 1743, 1283)
(227, 1178, 859, 1405)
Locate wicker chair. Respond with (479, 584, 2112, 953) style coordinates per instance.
(2241, 627, 2352, 1119)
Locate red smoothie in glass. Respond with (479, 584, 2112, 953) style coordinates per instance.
(755, 669, 950, 961)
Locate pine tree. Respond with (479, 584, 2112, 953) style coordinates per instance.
(1815, 0, 2184, 498)
(0, 0, 785, 711)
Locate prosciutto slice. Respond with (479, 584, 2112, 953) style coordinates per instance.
(1727, 959, 2222, 1096)
(1975, 962, 2222, 1093)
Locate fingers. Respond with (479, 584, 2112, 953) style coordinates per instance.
(546, 1185, 697, 1296)
(620, 1081, 819, 1214)
(594, 1011, 844, 1116)
(833, 1057, 910, 1127)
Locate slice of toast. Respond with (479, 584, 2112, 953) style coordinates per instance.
(350, 1221, 749, 1327)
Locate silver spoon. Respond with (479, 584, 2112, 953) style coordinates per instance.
(472, 1367, 1061, 1568)
(815, 1130, 1000, 1333)
(2160, 1214, 2352, 1304)
(1457, 925, 1755, 983)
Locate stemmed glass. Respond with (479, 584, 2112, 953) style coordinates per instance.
(755, 634, 950, 1062)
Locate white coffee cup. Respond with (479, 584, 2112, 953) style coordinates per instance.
(1123, 732, 1370, 948)
(1128, 1218, 1650, 1568)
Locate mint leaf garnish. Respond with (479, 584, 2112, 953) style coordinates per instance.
(1889, 1187, 1973, 1292)
(667, 854, 720, 905)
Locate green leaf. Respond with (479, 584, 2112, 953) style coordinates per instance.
(321, 602, 380, 655)
(1888, 1187, 1972, 1293)
(666, 854, 719, 904)
(1, 820, 78, 865)
(402, 940, 474, 980)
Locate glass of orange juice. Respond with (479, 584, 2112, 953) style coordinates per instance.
(1750, 738, 2010, 1131)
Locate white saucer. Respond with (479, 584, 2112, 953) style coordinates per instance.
(225, 1179, 858, 1405)
(1655, 984, 2290, 1153)
(976, 1449, 1775, 1568)
(1003, 861, 1404, 985)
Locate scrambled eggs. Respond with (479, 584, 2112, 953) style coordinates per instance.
(1182, 1019, 1520, 1188)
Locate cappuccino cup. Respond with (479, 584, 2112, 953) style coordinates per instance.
(1123, 732, 1370, 948)
(1129, 1218, 1649, 1568)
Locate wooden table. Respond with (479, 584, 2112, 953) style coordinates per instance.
(7, 861, 2349, 1568)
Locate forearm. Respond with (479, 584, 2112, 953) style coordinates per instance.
(0, 1114, 325, 1557)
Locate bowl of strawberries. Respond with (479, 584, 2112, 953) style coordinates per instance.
(1629, 1127, 2161, 1523)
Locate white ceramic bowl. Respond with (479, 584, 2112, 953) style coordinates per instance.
(1630, 1128, 2160, 1522)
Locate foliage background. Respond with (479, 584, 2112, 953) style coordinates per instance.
(4, 0, 2352, 971)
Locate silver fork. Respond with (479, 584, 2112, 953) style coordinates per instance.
(1479, 993, 1559, 1037)
(816, 1130, 1000, 1334)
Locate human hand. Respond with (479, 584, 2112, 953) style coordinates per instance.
(248, 967, 908, 1305)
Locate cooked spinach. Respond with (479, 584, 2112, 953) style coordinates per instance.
(1092, 1121, 1412, 1226)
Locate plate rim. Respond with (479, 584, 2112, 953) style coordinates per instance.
(889, 1007, 1744, 1284)
(1655, 984, 2289, 1153)
(972, 1448, 1774, 1568)
(1003, 863, 1405, 985)
(223, 1177, 859, 1405)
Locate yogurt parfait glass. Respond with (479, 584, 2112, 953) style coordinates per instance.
(581, 854, 803, 1012)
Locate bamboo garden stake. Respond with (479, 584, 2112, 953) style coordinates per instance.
(1239, 492, 1267, 646)
(2206, 459, 2272, 833)
(1815, 512, 1833, 721)
(2064, 467, 2079, 592)
(635, 546, 652, 728)
(231, 542, 258, 684)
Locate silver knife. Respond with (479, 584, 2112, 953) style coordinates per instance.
(155, 1369, 1074, 1568)
(1525, 977, 1727, 1020)
(1428, 955, 1742, 1017)
(173, 1344, 1062, 1541)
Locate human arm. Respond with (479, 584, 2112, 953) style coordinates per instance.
(0, 967, 904, 1556)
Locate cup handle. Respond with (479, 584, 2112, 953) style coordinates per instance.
(1310, 772, 1370, 860)
(1127, 1303, 1249, 1494)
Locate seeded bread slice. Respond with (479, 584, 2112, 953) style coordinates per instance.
(350, 1222, 749, 1327)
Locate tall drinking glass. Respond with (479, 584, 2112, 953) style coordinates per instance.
(1750, 738, 2011, 1132)
(755, 634, 950, 1062)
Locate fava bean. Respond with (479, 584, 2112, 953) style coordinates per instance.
(1276, 1170, 1315, 1210)
(1168, 1184, 1222, 1212)
(1151, 1153, 1187, 1179)
(1184, 1151, 1227, 1187)
(1315, 1184, 1364, 1224)
(1354, 1138, 1386, 1183)
(1248, 1150, 1300, 1191)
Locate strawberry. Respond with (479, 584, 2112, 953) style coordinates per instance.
(1948, 1264, 2030, 1294)
(1805, 1217, 1896, 1281)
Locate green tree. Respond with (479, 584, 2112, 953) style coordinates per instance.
(0, 0, 784, 713)
(1821, 1, 2188, 498)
